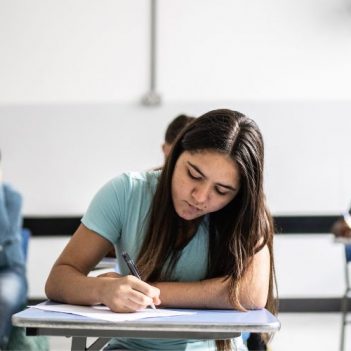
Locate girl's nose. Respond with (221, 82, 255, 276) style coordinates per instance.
(192, 183, 211, 204)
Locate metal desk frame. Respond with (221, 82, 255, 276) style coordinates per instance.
(13, 306, 280, 351)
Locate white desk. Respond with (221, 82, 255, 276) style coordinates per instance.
(335, 237, 351, 245)
(94, 257, 117, 270)
(12, 304, 280, 351)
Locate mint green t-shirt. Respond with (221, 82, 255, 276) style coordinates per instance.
(81, 171, 244, 351)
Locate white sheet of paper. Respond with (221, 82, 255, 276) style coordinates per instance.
(30, 302, 195, 322)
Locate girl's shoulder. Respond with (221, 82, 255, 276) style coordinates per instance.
(111, 170, 161, 185)
(108, 170, 161, 194)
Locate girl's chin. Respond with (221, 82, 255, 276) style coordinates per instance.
(176, 208, 202, 221)
(180, 214, 196, 221)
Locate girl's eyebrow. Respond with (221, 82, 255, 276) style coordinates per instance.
(187, 161, 237, 192)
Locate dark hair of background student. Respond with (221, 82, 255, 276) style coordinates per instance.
(162, 114, 196, 160)
(164, 114, 196, 144)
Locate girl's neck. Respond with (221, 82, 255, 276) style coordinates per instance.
(176, 217, 202, 248)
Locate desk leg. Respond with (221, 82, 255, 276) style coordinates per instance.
(87, 337, 111, 351)
(71, 337, 87, 351)
(71, 336, 111, 351)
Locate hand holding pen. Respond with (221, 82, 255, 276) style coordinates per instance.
(122, 251, 157, 310)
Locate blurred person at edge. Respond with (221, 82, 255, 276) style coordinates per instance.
(0, 151, 27, 350)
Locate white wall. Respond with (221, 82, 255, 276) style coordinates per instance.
(27, 234, 345, 299)
(1, 0, 351, 103)
(1, 0, 351, 300)
(0, 0, 149, 104)
(1, 0, 351, 215)
(1, 101, 351, 216)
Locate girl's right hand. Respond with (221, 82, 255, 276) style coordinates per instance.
(98, 274, 161, 312)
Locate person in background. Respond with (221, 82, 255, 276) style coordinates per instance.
(0, 151, 27, 350)
(331, 207, 351, 238)
(161, 114, 196, 160)
(46, 109, 277, 351)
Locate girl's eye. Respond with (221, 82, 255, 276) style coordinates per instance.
(187, 169, 202, 180)
(215, 187, 228, 196)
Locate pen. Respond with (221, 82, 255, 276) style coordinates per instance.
(121, 251, 156, 310)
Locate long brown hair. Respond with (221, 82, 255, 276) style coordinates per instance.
(137, 109, 277, 350)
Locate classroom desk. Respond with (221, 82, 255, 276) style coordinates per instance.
(94, 257, 117, 270)
(12, 304, 280, 351)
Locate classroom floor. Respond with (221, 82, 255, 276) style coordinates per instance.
(48, 312, 344, 351)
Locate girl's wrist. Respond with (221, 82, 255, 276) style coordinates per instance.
(93, 276, 109, 305)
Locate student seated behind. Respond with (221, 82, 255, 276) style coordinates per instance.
(331, 207, 351, 238)
(45, 109, 277, 351)
(0, 152, 27, 350)
(162, 114, 196, 160)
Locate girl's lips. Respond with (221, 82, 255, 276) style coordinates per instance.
(186, 201, 202, 212)
(178, 201, 204, 220)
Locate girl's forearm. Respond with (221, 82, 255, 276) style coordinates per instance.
(153, 244, 270, 310)
(154, 276, 268, 310)
(153, 277, 232, 309)
(45, 265, 105, 306)
(46, 265, 161, 312)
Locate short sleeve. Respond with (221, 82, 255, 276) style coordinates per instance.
(81, 174, 129, 244)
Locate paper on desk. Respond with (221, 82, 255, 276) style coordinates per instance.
(30, 301, 195, 322)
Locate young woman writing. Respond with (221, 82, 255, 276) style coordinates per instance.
(46, 109, 277, 351)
